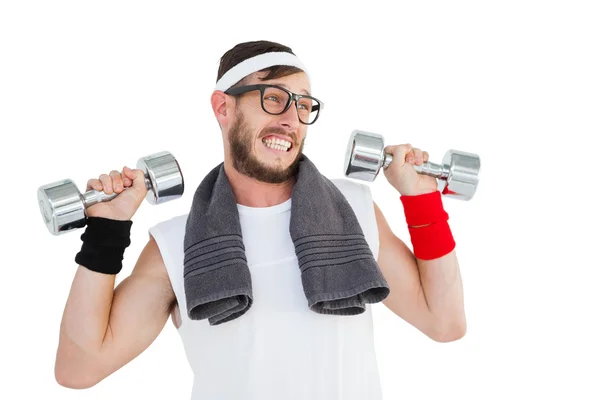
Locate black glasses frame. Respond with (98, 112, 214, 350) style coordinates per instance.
(224, 84, 324, 125)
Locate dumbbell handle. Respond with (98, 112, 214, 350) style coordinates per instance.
(83, 176, 153, 208)
(382, 153, 450, 180)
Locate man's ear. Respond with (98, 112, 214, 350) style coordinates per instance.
(211, 90, 229, 126)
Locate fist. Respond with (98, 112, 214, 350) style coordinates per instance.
(85, 166, 149, 221)
(382, 144, 439, 196)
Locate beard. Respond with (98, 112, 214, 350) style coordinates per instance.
(228, 108, 304, 184)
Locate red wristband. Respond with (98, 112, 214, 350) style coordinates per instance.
(400, 191, 455, 260)
(407, 222, 455, 260)
(400, 190, 448, 227)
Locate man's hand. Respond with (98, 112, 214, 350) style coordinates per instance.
(382, 144, 438, 196)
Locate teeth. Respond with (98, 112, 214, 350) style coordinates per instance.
(262, 137, 292, 151)
(265, 142, 287, 151)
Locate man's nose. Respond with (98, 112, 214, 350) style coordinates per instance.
(278, 102, 300, 129)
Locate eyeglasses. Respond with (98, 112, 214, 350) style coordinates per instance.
(224, 84, 324, 125)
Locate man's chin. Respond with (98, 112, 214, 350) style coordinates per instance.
(241, 158, 298, 184)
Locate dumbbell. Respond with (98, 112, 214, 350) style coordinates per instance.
(37, 150, 185, 236)
(343, 130, 481, 201)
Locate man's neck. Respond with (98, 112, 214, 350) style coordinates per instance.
(224, 162, 295, 208)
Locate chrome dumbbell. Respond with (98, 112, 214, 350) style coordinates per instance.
(37, 150, 185, 235)
(343, 130, 481, 201)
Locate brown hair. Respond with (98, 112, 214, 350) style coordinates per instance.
(216, 40, 303, 89)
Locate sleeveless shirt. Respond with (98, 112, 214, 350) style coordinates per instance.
(148, 178, 384, 399)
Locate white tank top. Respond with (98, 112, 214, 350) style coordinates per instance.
(148, 178, 383, 400)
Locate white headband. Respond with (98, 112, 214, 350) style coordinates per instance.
(214, 51, 310, 92)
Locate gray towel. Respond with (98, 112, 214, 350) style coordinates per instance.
(183, 154, 390, 325)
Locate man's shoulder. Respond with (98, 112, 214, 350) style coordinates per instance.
(148, 213, 189, 236)
(327, 176, 371, 198)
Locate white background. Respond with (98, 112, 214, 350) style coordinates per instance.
(1, 1, 599, 399)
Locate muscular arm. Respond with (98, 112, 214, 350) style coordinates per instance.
(374, 201, 466, 342)
(54, 234, 176, 388)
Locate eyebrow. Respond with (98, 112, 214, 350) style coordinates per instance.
(272, 82, 310, 96)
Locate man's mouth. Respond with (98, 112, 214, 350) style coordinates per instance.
(261, 136, 293, 152)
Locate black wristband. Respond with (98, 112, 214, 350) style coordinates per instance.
(74, 217, 133, 275)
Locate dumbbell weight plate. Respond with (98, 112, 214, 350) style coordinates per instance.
(440, 149, 480, 201)
(343, 130, 387, 182)
(136, 151, 185, 205)
(38, 179, 87, 236)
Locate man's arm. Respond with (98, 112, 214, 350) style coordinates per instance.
(54, 234, 176, 389)
(373, 200, 466, 342)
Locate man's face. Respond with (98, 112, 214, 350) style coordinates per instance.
(226, 72, 310, 184)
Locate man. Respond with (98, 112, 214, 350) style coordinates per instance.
(54, 40, 466, 399)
